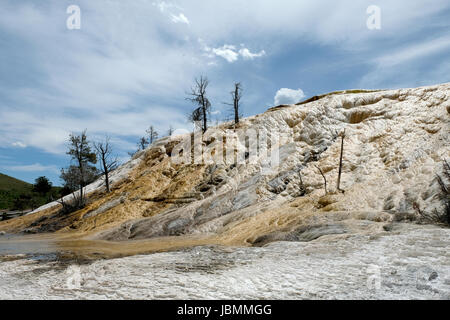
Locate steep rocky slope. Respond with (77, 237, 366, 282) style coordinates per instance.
(0, 83, 449, 252)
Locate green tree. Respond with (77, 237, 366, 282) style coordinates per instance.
(13, 194, 28, 212)
(12, 193, 38, 212)
(33, 176, 52, 196)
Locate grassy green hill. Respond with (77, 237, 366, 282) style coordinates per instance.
(0, 173, 32, 210)
(0, 173, 61, 210)
(0, 173, 32, 191)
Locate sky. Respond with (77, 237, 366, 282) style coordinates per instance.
(0, 0, 449, 185)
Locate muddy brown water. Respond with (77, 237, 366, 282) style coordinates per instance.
(0, 232, 227, 263)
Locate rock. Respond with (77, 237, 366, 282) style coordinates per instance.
(253, 223, 349, 246)
(429, 272, 438, 281)
(288, 224, 348, 242)
(84, 196, 126, 219)
(267, 173, 291, 194)
(165, 218, 192, 235)
(0, 231, 5, 236)
(318, 194, 342, 207)
(95, 82, 450, 245)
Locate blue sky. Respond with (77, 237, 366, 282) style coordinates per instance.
(0, 0, 449, 185)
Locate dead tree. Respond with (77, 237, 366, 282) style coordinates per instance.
(188, 108, 204, 133)
(337, 129, 346, 193)
(232, 82, 242, 124)
(224, 82, 243, 126)
(94, 137, 119, 193)
(138, 137, 149, 150)
(146, 126, 159, 144)
(315, 165, 327, 195)
(186, 76, 211, 133)
(167, 125, 174, 136)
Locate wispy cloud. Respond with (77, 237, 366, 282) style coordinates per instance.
(11, 141, 27, 148)
(0, 1, 194, 154)
(201, 42, 266, 63)
(211, 45, 240, 63)
(360, 35, 450, 88)
(239, 48, 266, 60)
(3, 163, 60, 174)
(154, 1, 189, 25)
(171, 13, 189, 25)
(1, 0, 450, 183)
(154, 1, 182, 13)
(376, 36, 450, 67)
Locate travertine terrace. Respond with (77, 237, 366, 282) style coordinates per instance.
(1, 83, 449, 251)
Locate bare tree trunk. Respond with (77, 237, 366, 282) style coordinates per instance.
(94, 138, 118, 194)
(202, 102, 207, 133)
(78, 162, 84, 207)
(223, 82, 242, 128)
(103, 156, 110, 193)
(234, 85, 239, 124)
(337, 129, 346, 192)
(146, 126, 159, 144)
(105, 173, 110, 193)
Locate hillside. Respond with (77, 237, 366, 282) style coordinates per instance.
(0, 173, 31, 192)
(0, 173, 32, 210)
(0, 82, 449, 249)
(0, 173, 62, 211)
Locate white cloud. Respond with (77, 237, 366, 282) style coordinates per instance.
(274, 88, 306, 105)
(171, 13, 189, 25)
(239, 48, 266, 60)
(202, 42, 266, 63)
(212, 45, 239, 63)
(4, 163, 59, 173)
(11, 141, 27, 148)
